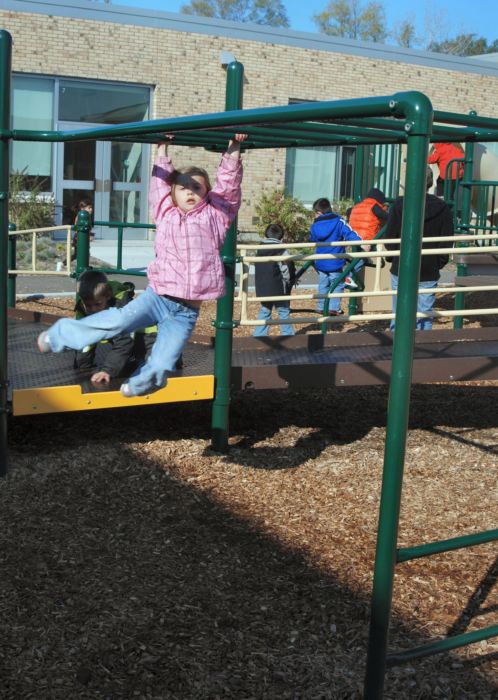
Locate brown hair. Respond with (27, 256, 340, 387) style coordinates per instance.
(169, 166, 212, 199)
(77, 270, 112, 302)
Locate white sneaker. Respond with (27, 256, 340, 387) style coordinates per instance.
(345, 276, 359, 290)
(37, 331, 52, 353)
(120, 383, 134, 398)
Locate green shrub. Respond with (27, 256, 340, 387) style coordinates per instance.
(254, 189, 313, 243)
(331, 198, 354, 218)
(8, 170, 55, 232)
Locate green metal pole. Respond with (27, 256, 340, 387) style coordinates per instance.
(75, 209, 91, 277)
(353, 146, 365, 203)
(0, 30, 11, 477)
(7, 223, 16, 308)
(349, 147, 366, 318)
(364, 96, 432, 699)
(117, 225, 123, 271)
(211, 61, 244, 452)
(453, 138, 475, 330)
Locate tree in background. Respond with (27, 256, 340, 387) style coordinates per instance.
(180, 0, 289, 27)
(313, 0, 387, 43)
(428, 34, 498, 57)
(392, 18, 418, 49)
(312, 0, 498, 56)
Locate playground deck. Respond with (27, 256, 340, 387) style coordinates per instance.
(9, 309, 498, 416)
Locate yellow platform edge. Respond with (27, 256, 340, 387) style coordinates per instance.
(12, 375, 215, 416)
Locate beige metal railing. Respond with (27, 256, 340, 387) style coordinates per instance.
(8, 225, 73, 276)
(236, 234, 498, 329)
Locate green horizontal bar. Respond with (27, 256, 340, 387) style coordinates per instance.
(459, 180, 498, 187)
(397, 528, 498, 563)
(339, 116, 498, 142)
(387, 625, 498, 666)
(4, 90, 428, 143)
(93, 221, 154, 229)
(435, 109, 498, 130)
(92, 267, 147, 277)
(270, 120, 403, 141)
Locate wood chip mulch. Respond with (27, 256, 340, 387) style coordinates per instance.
(1, 294, 497, 699)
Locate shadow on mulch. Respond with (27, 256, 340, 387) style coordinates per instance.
(9, 382, 498, 466)
(2, 416, 498, 699)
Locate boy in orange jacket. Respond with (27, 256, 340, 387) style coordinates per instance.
(345, 188, 388, 288)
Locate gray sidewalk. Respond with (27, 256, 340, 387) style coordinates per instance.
(90, 239, 155, 271)
(16, 240, 155, 296)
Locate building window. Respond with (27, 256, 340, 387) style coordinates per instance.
(285, 146, 339, 206)
(59, 80, 149, 124)
(12, 76, 54, 191)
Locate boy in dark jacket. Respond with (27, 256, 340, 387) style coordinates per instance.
(253, 224, 296, 336)
(310, 198, 362, 315)
(385, 168, 452, 331)
(74, 270, 136, 384)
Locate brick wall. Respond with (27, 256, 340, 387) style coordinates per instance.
(2, 9, 498, 229)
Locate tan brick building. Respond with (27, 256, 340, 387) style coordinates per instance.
(3, 0, 498, 235)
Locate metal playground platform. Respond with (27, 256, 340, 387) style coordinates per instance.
(10, 307, 498, 416)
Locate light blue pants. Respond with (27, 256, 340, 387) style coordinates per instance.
(317, 270, 344, 313)
(47, 287, 199, 395)
(253, 302, 294, 337)
(390, 274, 437, 331)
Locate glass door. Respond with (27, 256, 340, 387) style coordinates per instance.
(56, 122, 149, 239)
(105, 140, 147, 240)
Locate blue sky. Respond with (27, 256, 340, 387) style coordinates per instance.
(113, 0, 498, 45)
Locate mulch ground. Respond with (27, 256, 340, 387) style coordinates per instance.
(1, 293, 497, 699)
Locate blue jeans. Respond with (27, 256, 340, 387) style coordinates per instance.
(317, 270, 344, 313)
(390, 274, 437, 331)
(253, 302, 294, 336)
(47, 287, 199, 395)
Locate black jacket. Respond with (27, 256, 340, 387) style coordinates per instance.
(254, 238, 296, 298)
(385, 194, 452, 281)
(74, 281, 135, 377)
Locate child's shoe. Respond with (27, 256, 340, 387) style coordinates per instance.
(328, 309, 344, 316)
(37, 331, 52, 353)
(344, 276, 359, 290)
(120, 383, 134, 398)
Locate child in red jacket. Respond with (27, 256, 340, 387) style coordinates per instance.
(428, 142, 464, 198)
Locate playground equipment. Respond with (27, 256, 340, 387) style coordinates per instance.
(1, 28, 497, 699)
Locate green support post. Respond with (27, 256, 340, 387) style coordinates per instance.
(353, 145, 365, 203)
(211, 61, 244, 452)
(117, 225, 124, 271)
(0, 30, 11, 477)
(453, 137, 475, 329)
(364, 93, 433, 699)
(7, 223, 16, 308)
(75, 209, 91, 277)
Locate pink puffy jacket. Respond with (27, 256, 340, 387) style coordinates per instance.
(147, 152, 243, 301)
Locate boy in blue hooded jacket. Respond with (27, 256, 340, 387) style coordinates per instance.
(310, 198, 362, 315)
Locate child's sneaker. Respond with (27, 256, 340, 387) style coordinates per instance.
(37, 331, 52, 353)
(120, 383, 134, 398)
(328, 309, 344, 316)
(344, 276, 359, 290)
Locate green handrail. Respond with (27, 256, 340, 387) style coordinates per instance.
(7, 223, 16, 308)
(453, 140, 475, 329)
